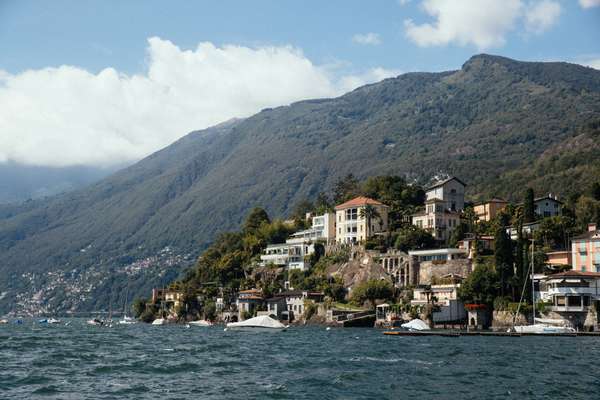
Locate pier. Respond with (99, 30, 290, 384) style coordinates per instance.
(383, 330, 600, 337)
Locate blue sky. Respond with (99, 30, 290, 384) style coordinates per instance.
(0, 0, 599, 168)
(1, 0, 599, 75)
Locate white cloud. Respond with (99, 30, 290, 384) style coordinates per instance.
(404, 0, 560, 50)
(579, 0, 600, 8)
(0, 37, 395, 168)
(577, 58, 600, 70)
(352, 33, 382, 45)
(338, 67, 401, 93)
(525, 0, 561, 34)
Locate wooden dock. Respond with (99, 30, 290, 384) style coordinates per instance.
(383, 330, 600, 337)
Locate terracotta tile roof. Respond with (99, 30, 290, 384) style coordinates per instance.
(335, 196, 387, 210)
(572, 230, 600, 240)
(545, 271, 600, 279)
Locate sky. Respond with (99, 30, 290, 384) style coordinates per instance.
(0, 0, 599, 168)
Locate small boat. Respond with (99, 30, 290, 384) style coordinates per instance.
(188, 320, 212, 327)
(118, 315, 137, 325)
(0, 319, 8, 324)
(38, 319, 48, 324)
(400, 319, 430, 331)
(87, 318, 104, 326)
(226, 315, 287, 332)
(47, 318, 61, 324)
(152, 318, 166, 325)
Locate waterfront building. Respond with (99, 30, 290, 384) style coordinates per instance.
(151, 288, 184, 311)
(334, 196, 389, 244)
(266, 297, 287, 320)
(473, 198, 508, 222)
(539, 271, 600, 324)
(236, 289, 264, 319)
(571, 223, 600, 272)
(270, 290, 324, 321)
(411, 275, 466, 323)
(412, 177, 465, 242)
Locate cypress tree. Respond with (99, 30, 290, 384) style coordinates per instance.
(592, 182, 600, 201)
(523, 188, 535, 223)
(494, 215, 514, 298)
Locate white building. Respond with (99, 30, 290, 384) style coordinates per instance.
(260, 213, 334, 271)
(538, 271, 600, 313)
(424, 177, 466, 212)
(411, 279, 466, 323)
(412, 177, 465, 242)
(289, 212, 336, 244)
(408, 248, 468, 262)
(534, 195, 562, 218)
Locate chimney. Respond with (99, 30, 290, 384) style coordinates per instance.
(589, 223, 598, 232)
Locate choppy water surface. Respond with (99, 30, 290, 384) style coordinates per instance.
(1, 319, 597, 399)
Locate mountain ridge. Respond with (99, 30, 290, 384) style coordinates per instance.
(1, 54, 599, 314)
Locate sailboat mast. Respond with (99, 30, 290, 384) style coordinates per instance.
(531, 239, 536, 323)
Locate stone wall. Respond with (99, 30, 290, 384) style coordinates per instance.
(415, 259, 472, 285)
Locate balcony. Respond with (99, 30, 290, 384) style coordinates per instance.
(549, 305, 590, 313)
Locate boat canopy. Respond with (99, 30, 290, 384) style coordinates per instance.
(227, 315, 286, 329)
(401, 319, 430, 331)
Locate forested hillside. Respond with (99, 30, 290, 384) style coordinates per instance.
(1, 54, 599, 314)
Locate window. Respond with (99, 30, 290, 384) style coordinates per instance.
(416, 220, 422, 228)
(544, 211, 551, 217)
(346, 208, 358, 220)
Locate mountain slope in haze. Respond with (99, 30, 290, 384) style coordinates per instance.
(1, 54, 599, 314)
(0, 163, 120, 204)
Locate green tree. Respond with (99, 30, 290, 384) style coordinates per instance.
(360, 204, 381, 239)
(394, 226, 435, 252)
(290, 199, 314, 229)
(333, 174, 360, 204)
(314, 192, 333, 214)
(132, 297, 147, 318)
(458, 263, 499, 307)
(592, 182, 600, 201)
(575, 196, 600, 230)
(203, 300, 217, 321)
(523, 188, 536, 223)
(244, 207, 271, 234)
(350, 279, 393, 309)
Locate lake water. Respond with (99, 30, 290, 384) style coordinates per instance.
(1, 319, 597, 399)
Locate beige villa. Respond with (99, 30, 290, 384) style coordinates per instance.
(335, 196, 389, 244)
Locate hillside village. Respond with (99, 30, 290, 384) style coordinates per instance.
(139, 175, 600, 331)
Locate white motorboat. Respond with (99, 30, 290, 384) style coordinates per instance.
(47, 318, 61, 324)
(189, 320, 212, 327)
(0, 319, 8, 324)
(511, 323, 575, 334)
(87, 318, 104, 326)
(400, 319, 430, 331)
(152, 318, 166, 325)
(226, 315, 287, 331)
